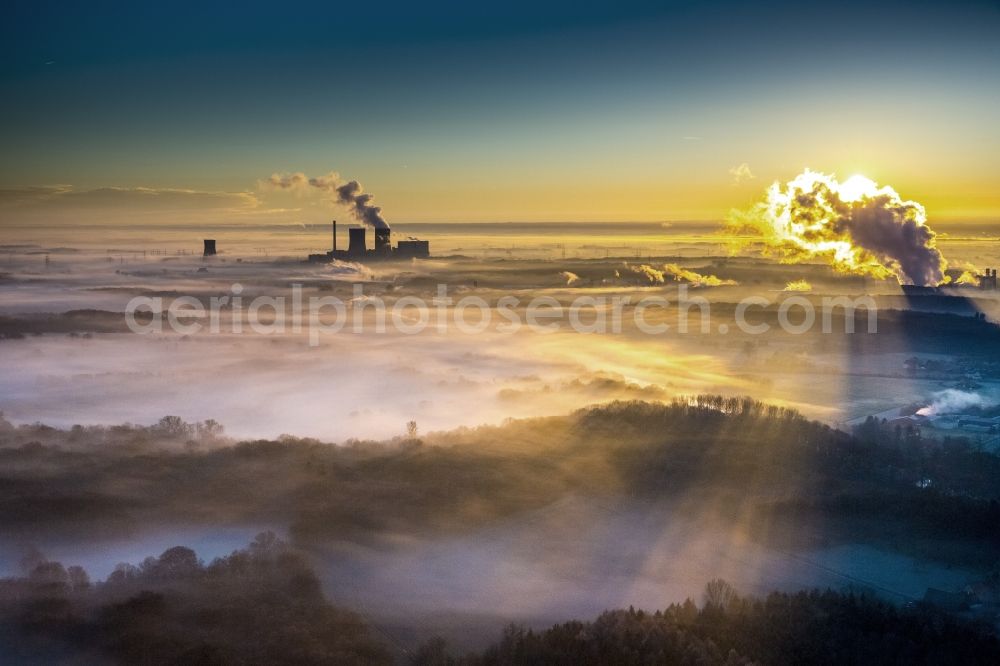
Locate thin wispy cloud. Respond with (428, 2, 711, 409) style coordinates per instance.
(729, 162, 754, 185)
(0, 185, 259, 211)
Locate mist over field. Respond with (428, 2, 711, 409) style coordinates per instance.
(1, 221, 1000, 662)
(4, 0, 1000, 659)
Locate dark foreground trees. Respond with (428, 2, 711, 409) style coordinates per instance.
(417, 582, 1000, 666)
(0, 532, 390, 665)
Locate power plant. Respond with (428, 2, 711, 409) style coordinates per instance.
(980, 268, 998, 290)
(308, 220, 430, 262)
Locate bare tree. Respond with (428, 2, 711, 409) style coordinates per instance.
(704, 579, 740, 611)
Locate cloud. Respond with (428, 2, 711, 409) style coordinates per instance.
(0, 185, 259, 212)
(0, 185, 74, 205)
(729, 170, 947, 286)
(729, 163, 754, 185)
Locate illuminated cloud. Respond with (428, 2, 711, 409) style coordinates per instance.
(730, 169, 948, 286)
(954, 270, 979, 285)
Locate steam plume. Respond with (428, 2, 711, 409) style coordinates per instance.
(663, 264, 737, 287)
(783, 279, 813, 292)
(265, 172, 389, 229)
(559, 271, 581, 286)
(627, 264, 665, 284)
(916, 389, 986, 416)
(730, 170, 947, 286)
(626, 263, 735, 287)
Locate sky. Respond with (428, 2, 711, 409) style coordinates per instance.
(1, 0, 999, 225)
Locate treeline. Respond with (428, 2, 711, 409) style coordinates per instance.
(2, 397, 1000, 556)
(5, 539, 1000, 666)
(416, 581, 1000, 666)
(0, 532, 389, 665)
(0, 411, 227, 452)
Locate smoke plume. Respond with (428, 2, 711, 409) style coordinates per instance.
(783, 279, 813, 292)
(559, 271, 581, 286)
(628, 264, 665, 284)
(916, 389, 987, 416)
(265, 172, 389, 229)
(730, 170, 947, 286)
(625, 263, 735, 287)
(663, 264, 738, 287)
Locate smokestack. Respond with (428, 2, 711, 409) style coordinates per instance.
(348, 227, 367, 257)
(203, 239, 217, 257)
(332, 220, 337, 253)
(375, 228, 391, 255)
(980, 268, 997, 290)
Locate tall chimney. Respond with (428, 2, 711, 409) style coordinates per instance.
(332, 220, 337, 253)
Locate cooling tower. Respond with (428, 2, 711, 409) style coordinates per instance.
(348, 227, 367, 257)
(203, 239, 217, 256)
(374, 228, 391, 255)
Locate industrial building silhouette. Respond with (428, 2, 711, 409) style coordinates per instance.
(309, 220, 429, 262)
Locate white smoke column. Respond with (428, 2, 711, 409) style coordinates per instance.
(730, 170, 947, 286)
(628, 264, 665, 284)
(266, 172, 389, 229)
(663, 264, 737, 287)
(559, 271, 581, 286)
(783, 279, 813, 292)
(915, 389, 987, 416)
(324, 259, 375, 281)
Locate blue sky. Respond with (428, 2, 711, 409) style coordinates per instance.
(1, 0, 998, 222)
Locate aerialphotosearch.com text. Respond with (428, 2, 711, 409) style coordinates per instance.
(125, 283, 878, 345)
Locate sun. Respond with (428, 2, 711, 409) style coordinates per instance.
(838, 174, 878, 203)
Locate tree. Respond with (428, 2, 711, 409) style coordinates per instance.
(196, 419, 224, 440)
(248, 531, 285, 560)
(147, 546, 201, 579)
(107, 562, 139, 585)
(410, 636, 452, 665)
(67, 565, 91, 592)
(29, 561, 70, 595)
(703, 579, 740, 611)
(155, 415, 192, 439)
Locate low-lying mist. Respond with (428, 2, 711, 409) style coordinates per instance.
(2, 398, 999, 651)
